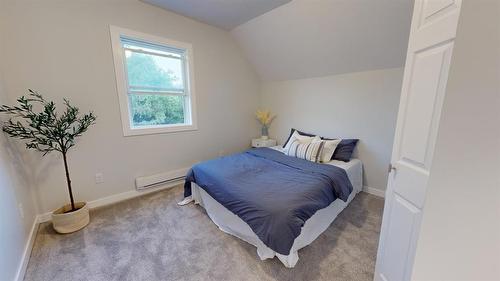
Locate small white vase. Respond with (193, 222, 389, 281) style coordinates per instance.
(52, 202, 90, 234)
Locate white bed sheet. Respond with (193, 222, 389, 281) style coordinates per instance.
(191, 148, 363, 268)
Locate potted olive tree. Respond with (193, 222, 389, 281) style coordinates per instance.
(0, 89, 96, 233)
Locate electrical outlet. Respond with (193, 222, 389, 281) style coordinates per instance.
(95, 173, 104, 184)
(18, 203, 24, 219)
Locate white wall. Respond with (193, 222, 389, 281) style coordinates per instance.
(0, 0, 261, 213)
(0, 112, 38, 281)
(261, 68, 403, 191)
(411, 0, 500, 280)
(0, 35, 39, 281)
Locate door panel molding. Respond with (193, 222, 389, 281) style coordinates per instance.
(399, 41, 454, 170)
(420, 0, 458, 27)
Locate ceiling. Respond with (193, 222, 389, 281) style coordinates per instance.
(142, 0, 291, 30)
(231, 0, 413, 81)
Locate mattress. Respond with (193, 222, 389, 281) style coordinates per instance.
(190, 149, 363, 268)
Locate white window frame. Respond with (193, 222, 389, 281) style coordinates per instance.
(109, 25, 198, 136)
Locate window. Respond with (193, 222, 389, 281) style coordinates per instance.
(110, 26, 197, 136)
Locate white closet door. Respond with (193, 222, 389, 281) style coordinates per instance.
(374, 1, 463, 281)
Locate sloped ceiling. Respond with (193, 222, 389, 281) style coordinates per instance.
(231, 0, 413, 81)
(142, 0, 291, 30)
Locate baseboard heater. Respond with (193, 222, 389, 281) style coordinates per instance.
(135, 167, 189, 190)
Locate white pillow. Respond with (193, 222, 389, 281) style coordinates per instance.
(285, 136, 324, 162)
(283, 130, 316, 151)
(319, 139, 341, 163)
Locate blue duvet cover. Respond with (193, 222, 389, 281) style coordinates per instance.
(184, 148, 353, 255)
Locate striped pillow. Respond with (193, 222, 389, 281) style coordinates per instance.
(283, 130, 316, 152)
(285, 137, 324, 162)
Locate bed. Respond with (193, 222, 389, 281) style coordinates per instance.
(183, 146, 363, 268)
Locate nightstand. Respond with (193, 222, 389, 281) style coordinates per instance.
(252, 138, 277, 148)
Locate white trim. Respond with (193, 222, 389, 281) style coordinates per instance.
(15, 216, 39, 281)
(21, 180, 380, 278)
(37, 212, 52, 224)
(38, 178, 184, 223)
(109, 25, 198, 137)
(363, 186, 386, 198)
(125, 124, 197, 136)
(17, 178, 184, 279)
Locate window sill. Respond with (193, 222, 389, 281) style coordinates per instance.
(123, 124, 198, 136)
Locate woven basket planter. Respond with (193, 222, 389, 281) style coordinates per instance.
(52, 202, 90, 234)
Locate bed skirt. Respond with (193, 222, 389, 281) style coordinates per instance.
(191, 182, 360, 268)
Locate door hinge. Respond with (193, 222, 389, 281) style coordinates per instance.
(388, 163, 396, 173)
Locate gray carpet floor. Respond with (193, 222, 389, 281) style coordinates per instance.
(25, 185, 384, 281)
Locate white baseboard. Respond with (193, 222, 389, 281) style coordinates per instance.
(363, 186, 385, 198)
(37, 179, 183, 223)
(15, 216, 40, 281)
(18, 180, 380, 280)
(19, 174, 185, 280)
